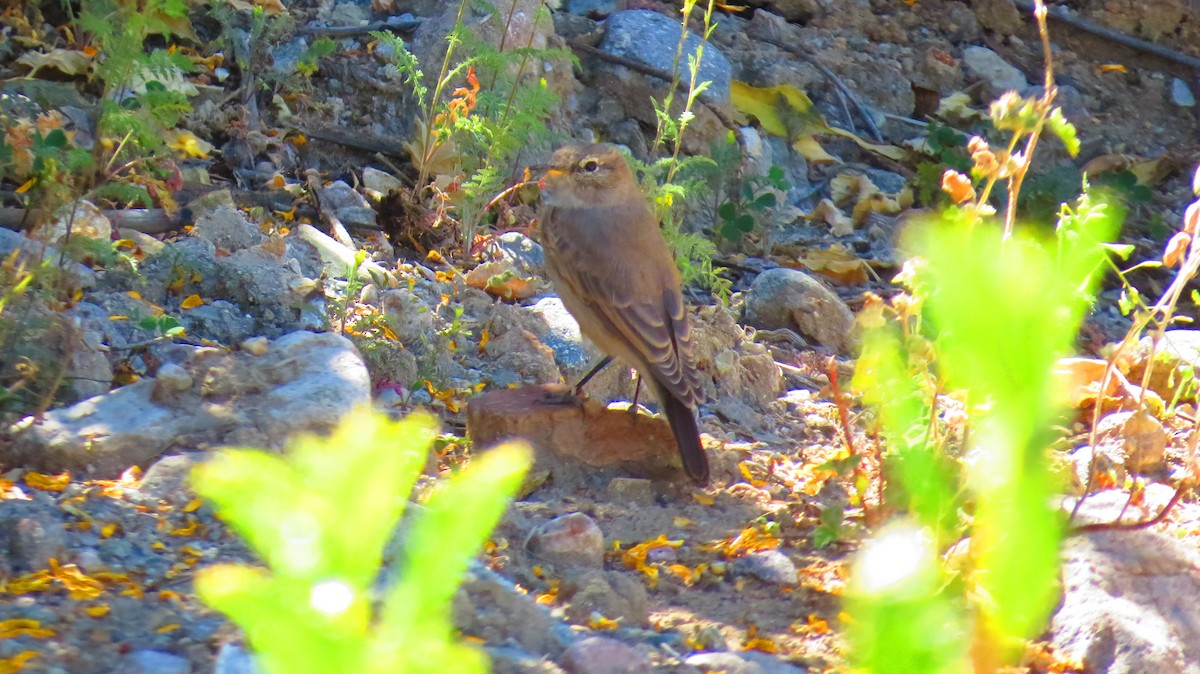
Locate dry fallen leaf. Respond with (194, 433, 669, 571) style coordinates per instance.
(16, 49, 92, 77)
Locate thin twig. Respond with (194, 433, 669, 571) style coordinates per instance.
(827, 355, 874, 527)
(295, 18, 421, 37)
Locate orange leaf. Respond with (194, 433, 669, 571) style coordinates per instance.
(24, 472, 70, 492)
(180, 294, 204, 309)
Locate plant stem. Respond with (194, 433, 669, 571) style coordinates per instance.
(414, 0, 471, 199)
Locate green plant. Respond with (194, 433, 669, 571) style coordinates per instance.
(715, 165, 790, 247)
(192, 408, 531, 674)
(373, 1, 571, 260)
(914, 122, 972, 206)
(845, 4, 1124, 670)
(296, 37, 337, 77)
(650, 0, 716, 184)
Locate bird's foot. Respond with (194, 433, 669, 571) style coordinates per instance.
(539, 383, 583, 406)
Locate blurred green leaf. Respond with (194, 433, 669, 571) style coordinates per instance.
(192, 408, 531, 674)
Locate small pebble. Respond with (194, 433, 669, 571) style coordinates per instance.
(729, 550, 798, 586)
(526, 512, 605, 569)
(1171, 78, 1196, 107)
(240, 336, 269, 355)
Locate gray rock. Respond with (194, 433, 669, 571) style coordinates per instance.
(67, 328, 113, 402)
(737, 651, 810, 674)
(487, 646, 567, 674)
(972, 0, 1023, 35)
(215, 244, 315, 332)
(0, 500, 69, 573)
(600, 10, 732, 104)
(526, 512, 605, 569)
(139, 454, 207, 505)
(742, 268, 855, 354)
(565, 0, 617, 18)
(527, 297, 592, 374)
(692, 305, 782, 409)
(213, 643, 259, 674)
(1171, 77, 1196, 108)
(318, 181, 377, 228)
(362, 167, 403, 194)
(559, 637, 650, 674)
(1050, 490, 1200, 672)
(381, 288, 437, 347)
(494, 232, 546, 277)
(454, 563, 575, 658)
(562, 570, 649, 626)
(182, 300, 256, 345)
(606, 477, 654, 505)
(191, 199, 264, 252)
(123, 650, 190, 674)
(6, 331, 371, 477)
(271, 37, 309, 74)
(319, 179, 369, 211)
(0, 228, 95, 289)
(685, 653, 765, 674)
(185, 188, 237, 219)
(730, 550, 798, 586)
(485, 328, 562, 384)
(962, 45, 1027, 99)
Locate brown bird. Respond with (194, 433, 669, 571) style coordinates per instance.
(537, 143, 709, 484)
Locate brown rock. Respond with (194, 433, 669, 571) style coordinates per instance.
(1095, 410, 1168, 472)
(526, 512, 605, 569)
(972, 0, 1024, 35)
(466, 384, 690, 481)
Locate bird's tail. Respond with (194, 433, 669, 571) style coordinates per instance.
(653, 381, 709, 485)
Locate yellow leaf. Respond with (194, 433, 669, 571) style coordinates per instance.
(100, 523, 118, 539)
(155, 623, 181, 634)
(732, 81, 908, 163)
(791, 135, 838, 163)
(127, 290, 142, 300)
(788, 244, 874, 285)
(15, 178, 36, 194)
(183, 499, 203, 513)
(0, 651, 38, 673)
(83, 605, 110, 618)
(180, 294, 204, 310)
(24, 472, 70, 492)
(167, 130, 214, 159)
(16, 49, 92, 76)
(1098, 63, 1127, 73)
(587, 614, 620, 631)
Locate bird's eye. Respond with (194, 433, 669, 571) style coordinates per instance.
(580, 160, 599, 173)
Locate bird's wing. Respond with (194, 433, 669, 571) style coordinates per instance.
(543, 204, 703, 407)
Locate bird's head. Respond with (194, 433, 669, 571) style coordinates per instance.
(537, 143, 638, 208)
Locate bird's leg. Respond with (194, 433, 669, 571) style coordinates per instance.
(628, 373, 643, 419)
(572, 355, 613, 396)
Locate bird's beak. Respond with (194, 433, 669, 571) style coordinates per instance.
(535, 166, 565, 191)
